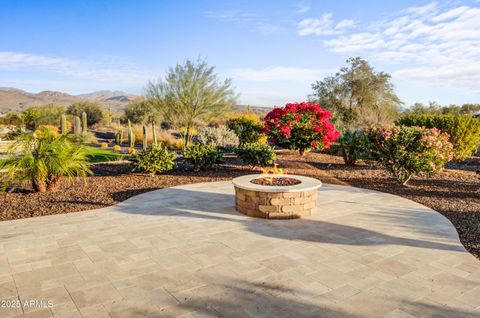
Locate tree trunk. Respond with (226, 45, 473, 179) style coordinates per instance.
(33, 178, 47, 193)
(184, 121, 192, 148)
(299, 149, 305, 156)
(47, 176, 63, 192)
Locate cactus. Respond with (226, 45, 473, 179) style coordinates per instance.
(81, 112, 87, 133)
(114, 120, 123, 146)
(60, 114, 67, 134)
(151, 122, 158, 147)
(127, 119, 135, 148)
(142, 125, 147, 151)
(73, 116, 81, 136)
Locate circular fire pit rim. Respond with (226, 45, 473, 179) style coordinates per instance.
(232, 174, 322, 193)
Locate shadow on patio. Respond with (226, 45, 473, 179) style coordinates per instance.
(110, 187, 465, 254)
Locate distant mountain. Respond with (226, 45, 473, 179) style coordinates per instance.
(0, 88, 137, 114)
(232, 104, 272, 115)
(0, 87, 272, 115)
(77, 90, 130, 99)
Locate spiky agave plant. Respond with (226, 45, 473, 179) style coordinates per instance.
(0, 127, 92, 192)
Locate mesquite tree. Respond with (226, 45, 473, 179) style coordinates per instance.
(146, 59, 236, 147)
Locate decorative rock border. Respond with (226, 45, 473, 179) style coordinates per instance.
(232, 174, 322, 219)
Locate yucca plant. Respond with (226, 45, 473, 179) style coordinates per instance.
(0, 127, 92, 192)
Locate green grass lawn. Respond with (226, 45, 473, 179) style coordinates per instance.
(0, 146, 125, 165)
(83, 146, 126, 163)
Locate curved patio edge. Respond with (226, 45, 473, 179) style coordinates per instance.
(0, 181, 479, 318)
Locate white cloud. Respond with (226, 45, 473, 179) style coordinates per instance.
(404, 2, 438, 15)
(204, 10, 278, 34)
(0, 51, 153, 85)
(231, 66, 333, 82)
(297, 4, 310, 14)
(301, 2, 480, 95)
(335, 19, 355, 30)
(297, 13, 355, 36)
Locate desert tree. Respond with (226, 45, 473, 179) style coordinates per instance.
(310, 57, 402, 131)
(146, 59, 237, 147)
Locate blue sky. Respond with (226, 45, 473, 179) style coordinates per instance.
(1, 0, 479, 107)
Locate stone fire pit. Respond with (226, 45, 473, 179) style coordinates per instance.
(232, 174, 322, 219)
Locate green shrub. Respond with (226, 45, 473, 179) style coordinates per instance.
(226, 114, 264, 145)
(365, 126, 453, 185)
(131, 146, 176, 175)
(183, 145, 223, 171)
(197, 126, 239, 150)
(67, 101, 104, 126)
(331, 130, 369, 165)
(0, 127, 92, 192)
(22, 104, 65, 130)
(396, 114, 480, 160)
(235, 143, 276, 168)
(66, 131, 94, 143)
(0, 113, 23, 126)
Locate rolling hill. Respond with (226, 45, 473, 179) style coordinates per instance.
(0, 87, 273, 115)
(0, 88, 137, 114)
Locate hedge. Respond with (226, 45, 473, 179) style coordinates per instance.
(396, 114, 480, 160)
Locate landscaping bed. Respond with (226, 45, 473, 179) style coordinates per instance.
(0, 151, 479, 259)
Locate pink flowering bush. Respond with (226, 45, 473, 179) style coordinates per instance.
(365, 125, 453, 185)
(263, 102, 340, 155)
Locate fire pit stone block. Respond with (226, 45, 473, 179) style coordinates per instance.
(232, 174, 322, 219)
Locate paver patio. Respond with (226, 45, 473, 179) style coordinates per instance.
(0, 182, 479, 318)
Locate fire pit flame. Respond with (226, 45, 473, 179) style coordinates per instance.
(254, 163, 301, 186)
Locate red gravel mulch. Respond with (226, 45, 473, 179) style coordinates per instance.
(0, 151, 479, 259)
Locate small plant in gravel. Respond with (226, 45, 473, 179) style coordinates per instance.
(131, 146, 176, 176)
(227, 114, 264, 146)
(0, 127, 91, 192)
(183, 144, 223, 171)
(197, 126, 239, 150)
(331, 130, 369, 166)
(263, 102, 340, 156)
(112, 145, 121, 152)
(235, 143, 276, 168)
(127, 147, 136, 155)
(365, 125, 454, 185)
(100, 142, 108, 148)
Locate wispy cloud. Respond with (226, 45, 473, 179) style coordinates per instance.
(0, 51, 153, 86)
(231, 66, 333, 82)
(299, 2, 480, 94)
(297, 13, 355, 36)
(204, 10, 278, 34)
(296, 4, 310, 14)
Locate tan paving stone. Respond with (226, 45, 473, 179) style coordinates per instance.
(68, 283, 122, 308)
(1, 181, 479, 317)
